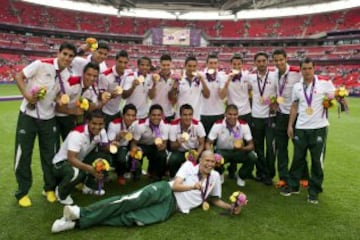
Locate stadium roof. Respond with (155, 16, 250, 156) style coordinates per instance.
(23, 0, 360, 20)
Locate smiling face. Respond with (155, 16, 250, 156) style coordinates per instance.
(149, 109, 163, 126)
(83, 67, 99, 89)
(88, 117, 105, 136)
(160, 60, 172, 75)
(199, 151, 216, 176)
(92, 48, 108, 64)
(273, 54, 287, 74)
(225, 107, 238, 127)
(207, 58, 218, 70)
(301, 62, 315, 83)
(138, 59, 151, 75)
(123, 109, 137, 127)
(185, 60, 197, 77)
(255, 55, 268, 74)
(57, 48, 75, 70)
(116, 56, 128, 75)
(231, 59, 243, 71)
(180, 108, 193, 127)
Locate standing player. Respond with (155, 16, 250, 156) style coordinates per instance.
(220, 54, 252, 124)
(200, 54, 226, 135)
(247, 52, 277, 186)
(149, 54, 176, 122)
(281, 58, 335, 204)
(99, 50, 130, 127)
(169, 56, 210, 120)
(272, 49, 308, 188)
(14, 42, 76, 207)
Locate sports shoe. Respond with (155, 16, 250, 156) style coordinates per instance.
(307, 195, 319, 204)
(18, 195, 32, 207)
(300, 179, 309, 188)
(280, 186, 300, 196)
(64, 205, 80, 221)
(42, 190, 57, 203)
(51, 217, 75, 233)
(275, 180, 287, 188)
(55, 187, 74, 205)
(82, 185, 105, 196)
(117, 176, 126, 186)
(236, 176, 246, 187)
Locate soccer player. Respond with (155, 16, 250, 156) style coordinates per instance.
(200, 54, 226, 135)
(280, 58, 335, 204)
(52, 110, 112, 205)
(14, 42, 76, 207)
(206, 104, 256, 186)
(169, 56, 210, 120)
(168, 104, 206, 177)
(99, 50, 131, 127)
(149, 54, 176, 122)
(107, 104, 137, 185)
(272, 49, 309, 188)
(131, 104, 169, 181)
(247, 52, 277, 186)
(51, 151, 241, 233)
(220, 54, 252, 124)
(122, 56, 153, 120)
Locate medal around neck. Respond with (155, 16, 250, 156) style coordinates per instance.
(181, 132, 190, 142)
(102, 92, 111, 101)
(114, 86, 123, 95)
(231, 69, 240, 75)
(109, 144, 118, 154)
(192, 71, 198, 77)
(137, 75, 145, 83)
(305, 107, 314, 115)
(152, 73, 160, 81)
(207, 69, 215, 75)
(124, 131, 133, 141)
(154, 137, 163, 146)
(202, 201, 210, 211)
(60, 94, 70, 105)
(276, 96, 284, 104)
(233, 139, 243, 148)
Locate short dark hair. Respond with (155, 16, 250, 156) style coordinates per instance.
(97, 41, 110, 51)
(206, 53, 218, 63)
(122, 103, 137, 115)
(149, 104, 163, 114)
(230, 53, 243, 63)
(83, 62, 100, 74)
(185, 56, 197, 65)
(273, 49, 287, 58)
(137, 56, 152, 66)
(254, 52, 269, 61)
(180, 104, 193, 115)
(300, 57, 315, 68)
(59, 42, 76, 55)
(160, 54, 172, 62)
(225, 104, 239, 113)
(87, 109, 105, 121)
(115, 50, 128, 60)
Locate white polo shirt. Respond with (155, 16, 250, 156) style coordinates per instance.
(170, 161, 221, 214)
(107, 117, 138, 147)
(247, 69, 277, 118)
(151, 73, 175, 118)
(53, 124, 108, 164)
(292, 75, 335, 129)
(133, 118, 169, 145)
(123, 72, 153, 119)
(208, 118, 253, 150)
(20, 58, 67, 120)
(222, 70, 251, 116)
(176, 74, 205, 120)
(98, 66, 130, 115)
(169, 118, 206, 152)
(200, 69, 226, 116)
(275, 65, 301, 114)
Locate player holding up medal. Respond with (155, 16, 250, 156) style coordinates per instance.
(281, 58, 335, 204)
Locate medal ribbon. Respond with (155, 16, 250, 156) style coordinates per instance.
(232, 73, 242, 82)
(303, 78, 315, 108)
(226, 122, 241, 139)
(150, 123, 161, 138)
(257, 71, 269, 98)
(56, 70, 66, 94)
(278, 73, 288, 97)
(198, 171, 210, 203)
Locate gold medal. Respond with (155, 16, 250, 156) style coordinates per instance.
(277, 96, 284, 104)
(202, 201, 210, 211)
(233, 139, 243, 148)
(109, 144, 118, 154)
(305, 107, 314, 115)
(114, 86, 123, 95)
(124, 132, 133, 141)
(60, 94, 70, 105)
(154, 137, 163, 146)
(259, 97, 264, 104)
(181, 132, 190, 142)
